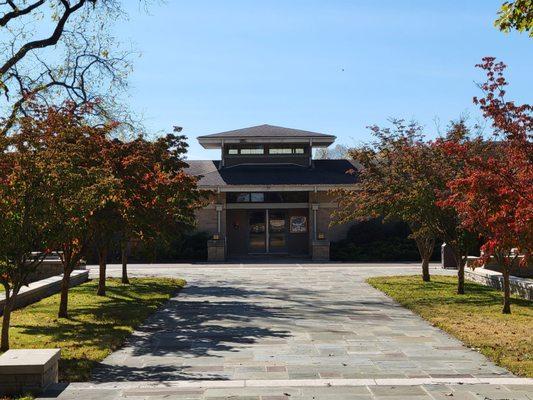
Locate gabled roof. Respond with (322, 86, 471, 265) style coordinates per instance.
(197, 124, 336, 149)
(185, 159, 358, 189)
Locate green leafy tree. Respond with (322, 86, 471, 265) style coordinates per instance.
(92, 203, 123, 296)
(94, 128, 204, 287)
(334, 121, 438, 282)
(495, 0, 533, 37)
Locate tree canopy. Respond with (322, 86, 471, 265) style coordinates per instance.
(495, 0, 533, 37)
(0, 0, 140, 135)
(442, 58, 533, 313)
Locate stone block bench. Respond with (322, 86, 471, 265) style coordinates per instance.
(0, 270, 89, 316)
(0, 349, 60, 396)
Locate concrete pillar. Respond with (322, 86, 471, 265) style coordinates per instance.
(207, 238, 226, 262)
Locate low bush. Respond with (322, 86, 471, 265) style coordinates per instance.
(87, 231, 210, 264)
(331, 218, 440, 262)
(129, 231, 210, 262)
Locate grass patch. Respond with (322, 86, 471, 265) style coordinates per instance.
(367, 275, 533, 377)
(3, 277, 185, 382)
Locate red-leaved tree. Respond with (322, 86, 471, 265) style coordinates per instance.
(334, 120, 478, 287)
(98, 128, 204, 286)
(443, 57, 533, 313)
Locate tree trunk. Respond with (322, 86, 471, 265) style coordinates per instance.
(421, 256, 431, 282)
(415, 237, 434, 282)
(449, 245, 465, 295)
(0, 296, 14, 352)
(121, 240, 130, 285)
(457, 262, 465, 295)
(502, 268, 511, 314)
(58, 270, 71, 318)
(97, 245, 107, 296)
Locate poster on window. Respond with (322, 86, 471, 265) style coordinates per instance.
(290, 216, 307, 233)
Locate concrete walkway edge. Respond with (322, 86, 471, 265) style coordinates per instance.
(59, 377, 533, 390)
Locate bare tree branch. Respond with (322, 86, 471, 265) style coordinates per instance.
(0, 0, 145, 136)
(0, 0, 45, 27)
(0, 0, 87, 77)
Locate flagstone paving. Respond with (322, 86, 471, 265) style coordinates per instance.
(40, 381, 533, 399)
(89, 264, 511, 382)
(38, 263, 532, 399)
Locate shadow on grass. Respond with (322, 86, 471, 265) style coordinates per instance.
(11, 278, 182, 381)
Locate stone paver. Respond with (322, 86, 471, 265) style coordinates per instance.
(40, 381, 533, 399)
(37, 263, 532, 399)
(88, 264, 510, 382)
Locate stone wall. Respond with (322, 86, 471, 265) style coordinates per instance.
(310, 191, 354, 243)
(195, 208, 218, 235)
(207, 239, 226, 262)
(465, 268, 533, 300)
(26, 259, 86, 283)
(0, 270, 89, 315)
(195, 193, 226, 238)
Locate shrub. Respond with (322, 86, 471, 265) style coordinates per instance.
(331, 218, 440, 262)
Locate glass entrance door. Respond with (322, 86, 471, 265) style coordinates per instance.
(268, 211, 287, 253)
(248, 211, 266, 253)
(248, 210, 287, 254)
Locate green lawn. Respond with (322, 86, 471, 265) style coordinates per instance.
(3, 277, 185, 381)
(367, 275, 533, 377)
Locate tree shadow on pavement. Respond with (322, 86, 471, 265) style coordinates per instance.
(91, 283, 291, 381)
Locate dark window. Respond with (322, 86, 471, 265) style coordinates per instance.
(227, 192, 308, 203)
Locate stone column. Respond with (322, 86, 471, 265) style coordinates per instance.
(215, 204, 223, 234)
(310, 203, 330, 261)
(207, 203, 226, 262)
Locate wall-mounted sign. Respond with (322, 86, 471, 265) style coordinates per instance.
(290, 216, 307, 233)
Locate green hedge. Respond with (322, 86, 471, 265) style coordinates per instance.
(130, 231, 210, 262)
(331, 218, 440, 262)
(88, 231, 210, 263)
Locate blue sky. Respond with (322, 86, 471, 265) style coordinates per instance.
(115, 1, 532, 160)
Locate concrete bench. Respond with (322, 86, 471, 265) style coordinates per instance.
(0, 349, 60, 396)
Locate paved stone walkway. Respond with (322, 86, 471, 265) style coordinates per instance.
(39, 263, 532, 399)
(91, 265, 510, 382)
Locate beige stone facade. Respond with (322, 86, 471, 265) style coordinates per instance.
(196, 190, 353, 261)
(187, 124, 358, 261)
